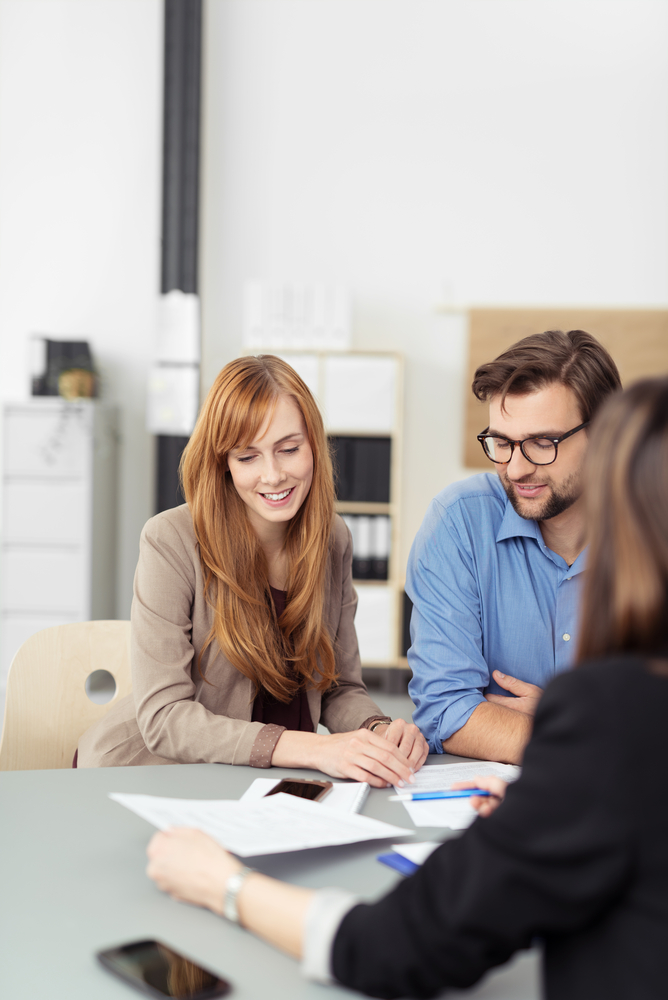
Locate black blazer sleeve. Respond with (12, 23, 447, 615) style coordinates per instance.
(331, 666, 634, 999)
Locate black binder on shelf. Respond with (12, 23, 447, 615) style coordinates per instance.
(329, 436, 391, 503)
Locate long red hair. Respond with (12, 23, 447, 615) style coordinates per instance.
(180, 355, 337, 700)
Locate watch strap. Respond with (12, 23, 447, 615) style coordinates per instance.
(223, 865, 255, 924)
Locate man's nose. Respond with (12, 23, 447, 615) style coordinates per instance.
(506, 445, 536, 480)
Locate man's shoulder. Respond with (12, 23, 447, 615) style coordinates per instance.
(410, 474, 508, 567)
(429, 473, 508, 524)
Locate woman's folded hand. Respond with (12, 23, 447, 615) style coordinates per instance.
(371, 718, 429, 772)
(313, 728, 419, 788)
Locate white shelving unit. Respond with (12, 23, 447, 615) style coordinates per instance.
(274, 351, 404, 668)
(0, 399, 117, 707)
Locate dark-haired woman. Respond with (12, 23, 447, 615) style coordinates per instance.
(148, 376, 668, 999)
(78, 355, 427, 785)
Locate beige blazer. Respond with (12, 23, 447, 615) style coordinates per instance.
(78, 506, 385, 767)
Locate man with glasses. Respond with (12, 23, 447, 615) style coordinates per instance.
(407, 329, 621, 763)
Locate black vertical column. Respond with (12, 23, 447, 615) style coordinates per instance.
(156, 0, 202, 514)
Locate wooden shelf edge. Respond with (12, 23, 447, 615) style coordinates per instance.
(335, 501, 394, 515)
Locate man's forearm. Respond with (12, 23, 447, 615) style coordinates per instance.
(442, 701, 532, 764)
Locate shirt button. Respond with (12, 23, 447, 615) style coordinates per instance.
(566, 576, 572, 581)
(563, 633, 571, 641)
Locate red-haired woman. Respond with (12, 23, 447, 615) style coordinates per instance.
(78, 355, 427, 785)
(147, 377, 668, 999)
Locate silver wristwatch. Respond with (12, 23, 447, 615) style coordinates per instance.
(223, 865, 255, 924)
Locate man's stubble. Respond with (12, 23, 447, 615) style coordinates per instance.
(498, 469, 583, 522)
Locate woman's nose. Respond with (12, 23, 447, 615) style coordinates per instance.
(260, 457, 285, 485)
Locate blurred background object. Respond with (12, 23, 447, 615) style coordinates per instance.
(30, 336, 97, 399)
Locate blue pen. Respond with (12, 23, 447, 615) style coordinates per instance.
(389, 788, 492, 802)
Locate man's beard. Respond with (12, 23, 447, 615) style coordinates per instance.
(499, 470, 582, 521)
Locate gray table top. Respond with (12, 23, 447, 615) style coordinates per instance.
(0, 757, 539, 1000)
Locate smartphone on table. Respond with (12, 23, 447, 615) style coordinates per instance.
(265, 778, 333, 802)
(97, 939, 231, 998)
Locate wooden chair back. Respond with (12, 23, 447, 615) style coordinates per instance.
(0, 620, 131, 770)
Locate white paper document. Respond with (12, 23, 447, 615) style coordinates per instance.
(110, 791, 411, 857)
(240, 778, 370, 814)
(396, 761, 521, 830)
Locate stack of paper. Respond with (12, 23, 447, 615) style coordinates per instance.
(110, 791, 411, 857)
(240, 778, 370, 814)
(395, 761, 521, 830)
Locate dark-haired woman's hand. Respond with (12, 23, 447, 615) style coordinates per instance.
(147, 827, 236, 914)
(371, 719, 429, 772)
(450, 775, 508, 817)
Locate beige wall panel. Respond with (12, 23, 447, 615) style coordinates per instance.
(464, 309, 668, 468)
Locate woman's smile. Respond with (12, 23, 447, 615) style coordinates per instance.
(228, 394, 314, 540)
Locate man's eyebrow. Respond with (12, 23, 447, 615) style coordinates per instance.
(487, 428, 562, 438)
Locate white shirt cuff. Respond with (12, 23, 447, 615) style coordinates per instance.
(301, 887, 359, 983)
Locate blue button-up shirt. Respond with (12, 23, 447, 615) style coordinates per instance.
(407, 473, 586, 754)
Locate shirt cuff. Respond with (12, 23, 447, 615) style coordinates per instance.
(302, 888, 359, 984)
(249, 724, 286, 768)
(360, 715, 392, 731)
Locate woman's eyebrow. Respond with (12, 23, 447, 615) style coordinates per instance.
(272, 431, 304, 445)
(234, 431, 304, 452)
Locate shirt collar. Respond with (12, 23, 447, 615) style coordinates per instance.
(496, 494, 587, 575)
(496, 499, 542, 544)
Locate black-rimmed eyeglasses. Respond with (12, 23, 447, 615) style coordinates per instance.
(477, 421, 589, 466)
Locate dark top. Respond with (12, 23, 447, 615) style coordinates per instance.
(250, 587, 314, 733)
(332, 656, 668, 1000)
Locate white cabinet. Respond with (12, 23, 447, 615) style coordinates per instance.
(1, 400, 117, 702)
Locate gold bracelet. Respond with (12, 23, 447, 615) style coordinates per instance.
(369, 719, 391, 732)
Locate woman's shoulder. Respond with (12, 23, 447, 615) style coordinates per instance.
(331, 513, 352, 556)
(539, 653, 668, 737)
(141, 503, 197, 552)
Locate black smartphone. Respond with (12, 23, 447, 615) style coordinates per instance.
(265, 778, 333, 802)
(97, 940, 231, 999)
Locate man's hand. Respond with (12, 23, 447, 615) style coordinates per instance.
(485, 670, 543, 717)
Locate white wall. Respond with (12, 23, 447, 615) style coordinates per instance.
(0, 0, 163, 618)
(200, 0, 668, 573)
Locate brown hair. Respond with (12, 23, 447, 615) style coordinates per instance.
(180, 355, 337, 701)
(578, 377, 668, 662)
(472, 329, 621, 421)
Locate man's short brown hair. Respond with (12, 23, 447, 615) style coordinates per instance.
(471, 329, 622, 422)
